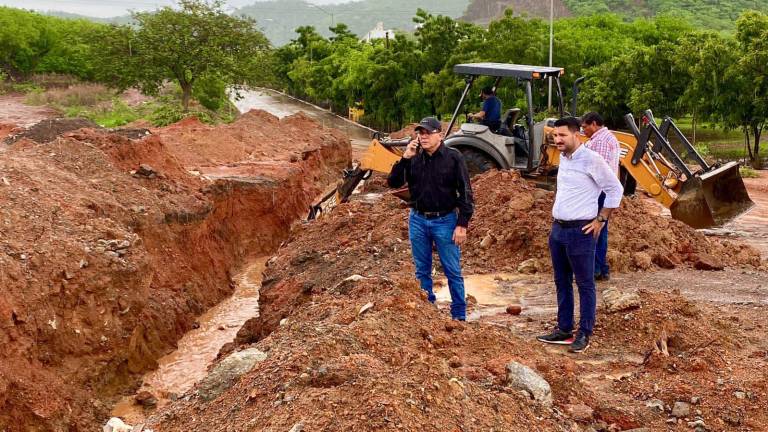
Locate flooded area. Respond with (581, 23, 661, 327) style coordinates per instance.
(112, 257, 268, 423)
(703, 176, 768, 256)
(435, 272, 556, 321)
(233, 88, 375, 155)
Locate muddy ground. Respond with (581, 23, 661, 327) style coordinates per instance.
(0, 108, 350, 430)
(144, 171, 768, 432)
(2, 92, 767, 431)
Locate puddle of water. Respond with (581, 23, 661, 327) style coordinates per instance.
(434, 273, 555, 320)
(112, 257, 268, 423)
(233, 88, 374, 152)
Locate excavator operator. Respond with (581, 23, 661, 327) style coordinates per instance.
(468, 86, 502, 133)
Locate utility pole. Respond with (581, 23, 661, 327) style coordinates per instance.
(547, 0, 554, 111)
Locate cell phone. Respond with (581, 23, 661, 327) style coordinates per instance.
(416, 136, 422, 152)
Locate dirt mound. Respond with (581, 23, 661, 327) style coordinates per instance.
(152, 109, 351, 171)
(148, 277, 580, 431)
(464, 170, 761, 273)
(0, 114, 350, 430)
(2, 117, 99, 145)
(146, 206, 768, 431)
(389, 121, 459, 139)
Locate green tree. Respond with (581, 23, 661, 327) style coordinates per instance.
(0, 7, 54, 78)
(93, 0, 270, 111)
(732, 11, 768, 165)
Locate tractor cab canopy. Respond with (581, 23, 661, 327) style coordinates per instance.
(453, 63, 564, 80)
(444, 63, 567, 163)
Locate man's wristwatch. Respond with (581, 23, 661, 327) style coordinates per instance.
(596, 215, 608, 223)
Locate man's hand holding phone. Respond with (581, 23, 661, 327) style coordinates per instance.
(402, 138, 420, 159)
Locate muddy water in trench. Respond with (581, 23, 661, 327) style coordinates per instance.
(112, 257, 268, 424)
(233, 88, 374, 155)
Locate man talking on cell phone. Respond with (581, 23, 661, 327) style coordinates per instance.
(387, 117, 474, 321)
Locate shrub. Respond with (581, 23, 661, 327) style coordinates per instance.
(25, 83, 113, 107)
(740, 166, 760, 178)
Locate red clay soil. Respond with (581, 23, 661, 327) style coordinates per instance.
(145, 170, 767, 431)
(0, 122, 17, 142)
(464, 171, 762, 273)
(0, 110, 350, 431)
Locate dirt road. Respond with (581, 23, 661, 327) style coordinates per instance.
(0, 94, 56, 127)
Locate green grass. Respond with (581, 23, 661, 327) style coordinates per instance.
(740, 166, 761, 178)
(670, 116, 765, 161)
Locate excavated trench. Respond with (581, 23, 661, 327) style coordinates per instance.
(0, 111, 350, 431)
(112, 257, 268, 423)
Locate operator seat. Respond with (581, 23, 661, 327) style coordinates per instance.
(497, 108, 522, 136)
(497, 108, 529, 158)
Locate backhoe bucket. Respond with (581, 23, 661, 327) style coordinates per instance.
(670, 161, 754, 229)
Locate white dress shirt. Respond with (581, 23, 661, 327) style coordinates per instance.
(552, 144, 623, 221)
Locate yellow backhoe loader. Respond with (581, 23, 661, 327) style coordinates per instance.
(308, 63, 754, 229)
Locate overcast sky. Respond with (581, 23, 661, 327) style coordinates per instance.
(0, 0, 349, 18)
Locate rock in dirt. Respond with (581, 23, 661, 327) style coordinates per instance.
(333, 274, 366, 294)
(671, 401, 690, 418)
(601, 287, 641, 312)
(693, 254, 725, 271)
(448, 356, 463, 368)
(135, 164, 158, 179)
(565, 403, 594, 422)
(517, 258, 539, 274)
(358, 302, 374, 316)
(632, 252, 653, 270)
(505, 361, 552, 406)
(103, 417, 133, 432)
(288, 422, 304, 432)
(197, 348, 267, 401)
(645, 399, 665, 412)
(444, 320, 464, 333)
(135, 390, 158, 407)
(652, 253, 678, 269)
(506, 304, 522, 315)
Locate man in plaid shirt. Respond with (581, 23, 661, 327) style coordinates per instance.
(581, 112, 619, 281)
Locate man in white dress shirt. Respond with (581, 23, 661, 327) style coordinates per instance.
(537, 117, 623, 353)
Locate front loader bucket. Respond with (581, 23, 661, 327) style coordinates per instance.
(670, 161, 754, 229)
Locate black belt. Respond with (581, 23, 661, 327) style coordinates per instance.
(414, 208, 455, 219)
(553, 219, 593, 228)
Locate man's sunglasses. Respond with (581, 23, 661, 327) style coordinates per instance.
(416, 130, 439, 136)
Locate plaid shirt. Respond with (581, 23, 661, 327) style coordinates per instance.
(585, 127, 620, 176)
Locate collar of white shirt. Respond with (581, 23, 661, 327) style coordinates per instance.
(561, 142, 587, 160)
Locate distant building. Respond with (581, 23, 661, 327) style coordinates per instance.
(363, 22, 395, 42)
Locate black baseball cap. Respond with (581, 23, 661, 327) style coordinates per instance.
(414, 117, 442, 133)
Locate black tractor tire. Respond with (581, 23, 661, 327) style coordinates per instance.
(460, 148, 499, 177)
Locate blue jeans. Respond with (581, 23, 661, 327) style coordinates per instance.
(549, 222, 597, 335)
(408, 210, 466, 320)
(595, 192, 609, 276)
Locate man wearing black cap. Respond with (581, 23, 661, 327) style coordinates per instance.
(387, 117, 474, 321)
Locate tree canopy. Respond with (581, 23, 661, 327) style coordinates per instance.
(92, 0, 270, 111)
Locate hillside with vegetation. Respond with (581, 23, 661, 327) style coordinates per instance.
(463, 0, 768, 30)
(235, 0, 469, 45)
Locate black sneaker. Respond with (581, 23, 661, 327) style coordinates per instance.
(594, 273, 610, 281)
(568, 332, 590, 353)
(536, 329, 575, 345)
